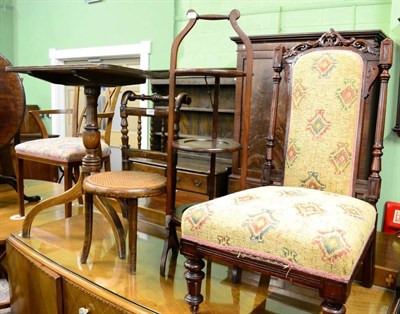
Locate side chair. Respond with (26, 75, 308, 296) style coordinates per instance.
(180, 29, 393, 313)
(14, 85, 121, 217)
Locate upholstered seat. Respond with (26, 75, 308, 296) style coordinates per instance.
(15, 137, 111, 162)
(15, 137, 111, 163)
(182, 185, 376, 281)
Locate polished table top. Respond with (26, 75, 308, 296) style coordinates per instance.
(6, 63, 168, 86)
(0, 57, 25, 148)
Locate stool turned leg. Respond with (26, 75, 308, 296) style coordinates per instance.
(81, 192, 94, 263)
(126, 198, 138, 274)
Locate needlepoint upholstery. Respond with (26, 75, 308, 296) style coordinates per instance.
(284, 50, 362, 195)
(15, 137, 111, 163)
(181, 185, 376, 282)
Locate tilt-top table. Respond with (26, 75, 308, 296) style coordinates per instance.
(6, 64, 167, 258)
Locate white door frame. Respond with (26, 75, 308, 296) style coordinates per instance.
(48, 41, 151, 136)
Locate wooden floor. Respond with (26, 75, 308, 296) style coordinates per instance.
(0, 180, 398, 313)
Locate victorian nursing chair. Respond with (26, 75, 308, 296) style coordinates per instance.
(80, 90, 190, 274)
(180, 30, 393, 313)
(14, 85, 121, 217)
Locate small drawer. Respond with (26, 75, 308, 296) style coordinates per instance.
(130, 162, 166, 176)
(176, 170, 208, 194)
(63, 278, 129, 314)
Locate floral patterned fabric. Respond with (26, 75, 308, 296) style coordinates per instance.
(181, 50, 374, 283)
(182, 186, 375, 282)
(15, 137, 111, 162)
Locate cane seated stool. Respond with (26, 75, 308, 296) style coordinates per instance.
(81, 170, 166, 274)
(79, 90, 189, 274)
(180, 30, 393, 313)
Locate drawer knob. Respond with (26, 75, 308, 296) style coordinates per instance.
(194, 179, 202, 187)
(176, 176, 182, 182)
(385, 272, 396, 288)
(79, 308, 89, 314)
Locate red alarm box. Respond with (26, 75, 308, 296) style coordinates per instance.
(383, 201, 400, 234)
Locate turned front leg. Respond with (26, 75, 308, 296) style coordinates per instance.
(321, 301, 346, 314)
(184, 258, 205, 314)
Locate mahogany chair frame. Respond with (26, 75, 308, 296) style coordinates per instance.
(180, 30, 393, 313)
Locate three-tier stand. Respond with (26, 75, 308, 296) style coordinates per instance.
(160, 9, 254, 276)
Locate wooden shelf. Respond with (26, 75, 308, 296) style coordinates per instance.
(151, 75, 236, 148)
(173, 138, 240, 153)
(151, 76, 236, 86)
(175, 68, 246, 78)
(179, 107, 235, 113)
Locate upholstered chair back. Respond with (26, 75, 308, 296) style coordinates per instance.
(262, 32, 393, 208)
(284, 50, 363, 196)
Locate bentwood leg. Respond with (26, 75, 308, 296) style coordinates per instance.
(22, 174, 84, 238)
(81, 192, 93, 264)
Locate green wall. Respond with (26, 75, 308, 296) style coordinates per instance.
(5, 0, 400, 230)
(0, 0, 14, 62)
(11, 0, 175, 108)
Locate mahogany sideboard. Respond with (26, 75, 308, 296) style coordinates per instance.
(5, 214, 160, 314)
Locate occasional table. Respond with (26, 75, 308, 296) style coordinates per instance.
(6, 64, 167, 257)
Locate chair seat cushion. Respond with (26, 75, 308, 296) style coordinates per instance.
(15, 137, 111, 163)
(181, 186, 376, 282)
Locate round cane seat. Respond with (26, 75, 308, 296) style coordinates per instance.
(83, 170, 166, 199)
(82, 170, 166, 274)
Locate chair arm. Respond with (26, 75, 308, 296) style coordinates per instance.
(29, 109, 73, 138)
(81, 111, 114, 120)
(97, 111, 114, 119)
